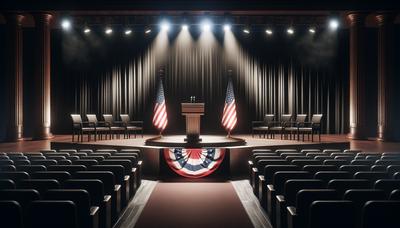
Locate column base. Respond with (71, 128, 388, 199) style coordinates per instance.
(5, 126, 24, 142)
(348, 128, 368, 140)
(32, 127, 54, 140)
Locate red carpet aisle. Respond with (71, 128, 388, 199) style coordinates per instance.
(134, 182, 254, 228)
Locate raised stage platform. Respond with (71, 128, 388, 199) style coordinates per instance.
(51, 134, 350, 177)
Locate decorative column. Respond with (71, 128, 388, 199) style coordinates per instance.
(347, 13, 368, 140)
(5, 13, 24, 141)
(376, 13, 395, 141)
(32, 13, 53, 140)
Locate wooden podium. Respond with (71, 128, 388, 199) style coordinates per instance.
(181, 103, 204, 142)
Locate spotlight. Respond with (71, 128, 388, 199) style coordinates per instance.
(329, 19, 339, 30)
(265, 29, 273, 35)
(243, 29, 250, 34)
(61, 19, 71, 31)
(160, 21, 170, 32)
(125, 29, 132, 35)
(201, 20, 212, 32)
(287, 28, 294, 35)
(309, 27, 316, 34)
(83, 28, 91, 34)
(145, 29, 152, 34)
(105, 28, 113, 34)
(182, 24, 189, 30)
(223, 24, 231, 32)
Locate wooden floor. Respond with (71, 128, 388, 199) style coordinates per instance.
(0, 134, 400, 152)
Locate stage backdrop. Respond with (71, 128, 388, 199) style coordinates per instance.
(49, 26, 351, 135)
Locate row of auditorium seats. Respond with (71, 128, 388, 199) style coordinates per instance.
(248, 148, 400, 228)
(0, 148, 142, 228)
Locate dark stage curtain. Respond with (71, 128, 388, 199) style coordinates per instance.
(51, 27, 349, 135)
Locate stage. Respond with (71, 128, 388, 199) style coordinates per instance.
(51, 134, 349, 177)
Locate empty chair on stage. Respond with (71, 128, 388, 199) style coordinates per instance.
(269, 114, 292, 139)
(87, 114, 111, 140)
(103, 114, 125, 139)
(285, 114, 307, 141)
(120, 114, 143, 138)
(71, 114, 96, 142)
(298, 114, 323, 142)
(252, 114, 275, 138)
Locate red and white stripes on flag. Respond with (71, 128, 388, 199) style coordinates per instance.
(153, 79, 168, 132)
(221, 79, 237, 132)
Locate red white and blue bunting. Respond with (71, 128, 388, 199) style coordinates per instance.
(164, 148, 225, 178)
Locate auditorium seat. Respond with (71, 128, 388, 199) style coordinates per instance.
(370, 165, 387, 171)
(361, 201, 400, 228)
(353, 171, 390, 183)
(387, 165, 400, 176)
(285, 156, 313, 162)
(58, 159, 73, 165)
(322, 149, 341, 154)
(89, 165, 129, 208)
(258, 165, 300, 208)
(16, 165, 46, 174)
(314, 171, 352, 184)
(267, 171, 312, 226)
(323, 159, 349, 167)
(48, 165, 87, 174)
(275, 149, 298, 154)
(375, 159, 400, 166)
(45, 155, 67, 161)
(120, 114, 143, 138)
(31, 171, 72, 184)
(314, 155, 333, 161)
(30, 159, 58, 167)
(84, 156, 106, 162)
(302, 165, 337, 174)
(28, 200, 78, 228)
(0, 179, 16, 189)
(252, 159, 288, 194)
(0, 164, 17, 171)
(279, 153, 304, 158)
(327, 179, 371, 196)
(19, 179, 60, 195)
(305, 152, 326, 158)
(393, 172, 400, 179)
(63, 179, 111, 228)
(73, 159, 99, 167)
(0, 171, 30, 185)
(309, 200, 356, 228)
(100, 159, 135, 197)
(301, 149, 322, 154)
(287, 189, 338, 228)
(276, 179, 325, 228)
(339, 165, 371, 175)
(74, 171, 121, 223)
(92, 152, 112, 158)
(0, 160, 14, 165)
(374, 179, 400, 196)
(291, 159, 322, 167)
(45, 189, 99, 228)
(350, 159, 376, 166)
(13, 160, 31, 166)
(390, 189, 400, 200)
(0, 200, 23, 228)
(58, 149, 78, 154)
(0, 189, 41, 220)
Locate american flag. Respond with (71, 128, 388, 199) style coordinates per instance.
(221, 79, 237, 132)
(152, 79, 168, 132)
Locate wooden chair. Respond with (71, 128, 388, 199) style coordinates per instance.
(285, 114, 307, 140)
(120, 114, 143, 138)
(103, 114, 125, 139)
(252, 114, 275, 138)
(298, 114, 323, 142)
(71, 114, 96, 142)
(269, 114, 292, 139)
(86, 114, 110, 140)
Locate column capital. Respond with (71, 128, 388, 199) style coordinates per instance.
(375, 13, 396, 26)
(32, 12, 53, 25)
(346, 12, 368, 26)
(4, 13, 24, 25)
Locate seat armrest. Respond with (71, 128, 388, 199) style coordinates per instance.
(276, 195, 287, 228)
(102, 195, 112, 228)
(115, 184, 121, 192)
(252, 167, 258, 173)
(259, 175, 265, 182)
(276, 195, 285, 203)
(287, 206, 297, 216)
(267, 184, 275, 192)
(248, 160, 253, 166)
(89, 206, 100, 228)
(287, 206, 298, 228)
(137, 160, 143, 166)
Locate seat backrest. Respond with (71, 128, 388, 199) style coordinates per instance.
(296, 189, 338, 228)
(279, 152, 304, 158)
(82, 156, 105, 162)
(291, 159, 322, 167)
(0, 189, 40, 217)
(343, 189, 387, 216)
(0, 172, 30, 184)
(257, 159, 288, 169)
(374, 179, 400, 196)
(311, 114, 323, 124)
(301, 149, 322, 154)
(92, 152, 112, 158)
(390, 189, 400, 200)
(74, 171, 115, 194)
(361, 201, 400, 228)
(305, 152, 327, 158)
(254, 155, 281, 163)
(272, 171, 312, 194)
(48, 165, 87, 174)
(0, 160, 14, 166)
(16, 165, 47, 174)
(370, 165, 387, 172)
(45, 156, 67, 161)
(13, 160, 30, 166)
(30, 159, 57, 167)
(353, 171, 389, 183)
(280, 114, 292, 123)
(275, 149, 298, 154)
(284, 179, 325, 206)
(387, 165, 400, 175)
(303, 165, 337, 174)
(120, 114, 130, 123)
(350, 159, 375, 166)
(263, 165, 300, 184)
(327, 179, 371, 196)
(339, 165, 371, 174)
(30, 171, 71, 184)
(375, 159, 400, 166)
(19, 179, 60, 195)
(323, 159, 349, 167)
(322, 149, 341, 154)
(314, 171, 351, 184)
(0, 179, 16, 189)
(86, 114, 98, 125)
(89, 165, 125, 184)
(285, 156, 312, 162)
(0, 165, 17, 171)
(28, 200, 78, 228)
(100, 160, 132, 175)
(309, 200, 355, 228)
(107, 156, 137, 165)
(0, 200, 23, 228)
(295, 114, 307, 123)
(58, 149, 78, 154)
(70, 114, 82, 124)
(263, 114, 275, 124)
(44, 189, 91, 228)
(58, 159, 73, 165)
(103, 114, 114, 124)
(73, 159, 98, 167)
(63, 179, 104, 206)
